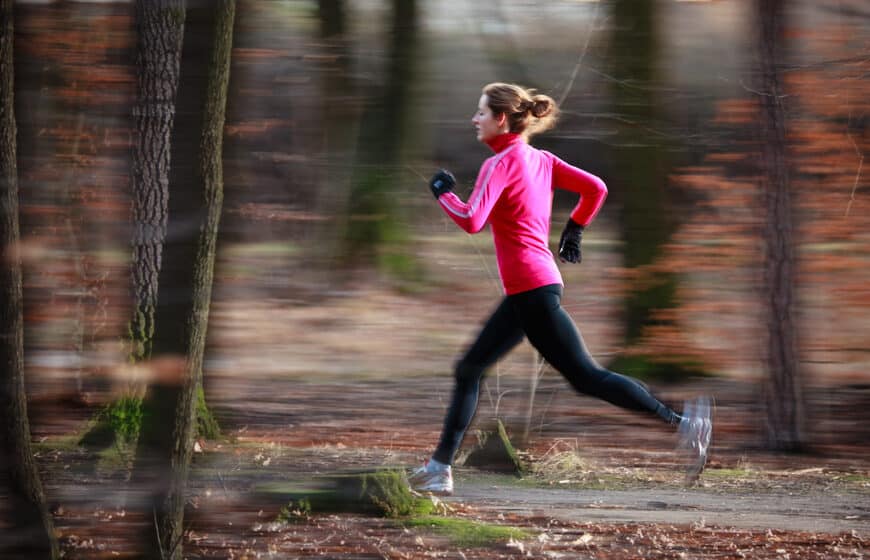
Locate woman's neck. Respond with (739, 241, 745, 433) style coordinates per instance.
(485, 132, 523, 153)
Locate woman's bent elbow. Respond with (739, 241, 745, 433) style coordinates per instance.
(468, 221, 487, 234)
(454, 218, 485, 234)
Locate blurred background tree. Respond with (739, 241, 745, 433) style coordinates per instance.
(341, 0, 422, 282)
(756, 0, 805, 451)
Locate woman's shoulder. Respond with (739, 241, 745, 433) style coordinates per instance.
(479, 143, 520, 169)
(535, 148, 574, 168)
(534, 147, 560, 160)
(513, 144, 565, 170)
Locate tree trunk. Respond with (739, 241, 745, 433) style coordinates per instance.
(314, 0, 359, 272)
(342, 0, 420, 279)
(757, 0, 804, 451)
(80, 0, 186, 453)
(604, 0, 689, 380)
(134, 1, 234, 557)
(187, 0, 232, 442)
(0, 1, 59, 556)
(318, 0, 345, 37)
(130, 0, 186, 362)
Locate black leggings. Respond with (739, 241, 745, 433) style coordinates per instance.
(433, 284, 677, 465)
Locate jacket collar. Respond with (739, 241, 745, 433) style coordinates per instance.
(485, 132, 524, 154)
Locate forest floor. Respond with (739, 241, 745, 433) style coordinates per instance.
(17, 283, 870, 558)
(27, 373, 870, 559)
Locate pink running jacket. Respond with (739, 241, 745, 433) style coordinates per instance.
(437, 133, 607, 295)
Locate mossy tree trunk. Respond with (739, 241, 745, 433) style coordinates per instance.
(756, 0, 804, 451)
(133, 1, 234, 557)
(0, 1, 59, 556)
(88, 0, 219, 450)
(82, 0, 185, 452)
(173, 0, 232, 443)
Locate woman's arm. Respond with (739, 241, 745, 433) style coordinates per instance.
(438, 158, 508, 233)
(551, 155, 608, 226)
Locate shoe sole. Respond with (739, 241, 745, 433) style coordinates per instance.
(408, 470, 453, 496)
(409, 481, 454, 496)
(414, 487, 453, 497)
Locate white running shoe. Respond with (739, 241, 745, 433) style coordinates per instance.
(678, 396, 713, 484)
(408, 459, 453, 496)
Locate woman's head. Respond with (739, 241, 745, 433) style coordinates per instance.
(472, 83, 559, 143)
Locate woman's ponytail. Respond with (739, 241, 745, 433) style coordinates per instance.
(528, 94, 558, 135)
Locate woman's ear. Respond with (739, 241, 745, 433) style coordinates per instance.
(497, 113, 508, 130)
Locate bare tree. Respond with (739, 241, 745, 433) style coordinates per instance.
(134, 1, 235, 557)
(0, 1, 59, 556)
(78, 0, 187, 455)
(129, 0, 186, 362)
(756, 0, 804, 450)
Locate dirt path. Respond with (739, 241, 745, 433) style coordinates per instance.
(450, 476, 870, 537)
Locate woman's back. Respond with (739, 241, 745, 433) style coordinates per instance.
(483, 138, 562, 295)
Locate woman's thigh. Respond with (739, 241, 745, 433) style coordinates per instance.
(511, 285, 605, 383)
(457, 297, 525, 377)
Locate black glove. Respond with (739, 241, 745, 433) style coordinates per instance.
(558, 218, 584, 264)
(429, 169, 456, 199)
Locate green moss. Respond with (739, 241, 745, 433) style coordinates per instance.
(496, 420, 522, 473)
(276, 498, 313, 523)
(196, 386, 221, 440)
(839, 473, 870, 484)
(347, 469, 432, 517)
(403, 516, 530, 547)
(80, 396, 143, 449)
(703, 468, 756, 479)
(127, 306, 154, 362)
(263, 469, 436, 518)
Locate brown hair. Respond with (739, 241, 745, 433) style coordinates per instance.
(482, 82, 559, 138)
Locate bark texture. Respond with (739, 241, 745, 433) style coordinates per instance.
(0, 1, 59, 556)
(130, 0, 186, 361)
(135, 1, 234, 557)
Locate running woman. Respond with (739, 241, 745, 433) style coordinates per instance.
(409, 83, 711, 495)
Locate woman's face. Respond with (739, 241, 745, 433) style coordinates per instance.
(471, 94, 506, 143)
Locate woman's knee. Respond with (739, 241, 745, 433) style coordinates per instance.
(560, 362, 611, 393)
(454, 360, 485, 384)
